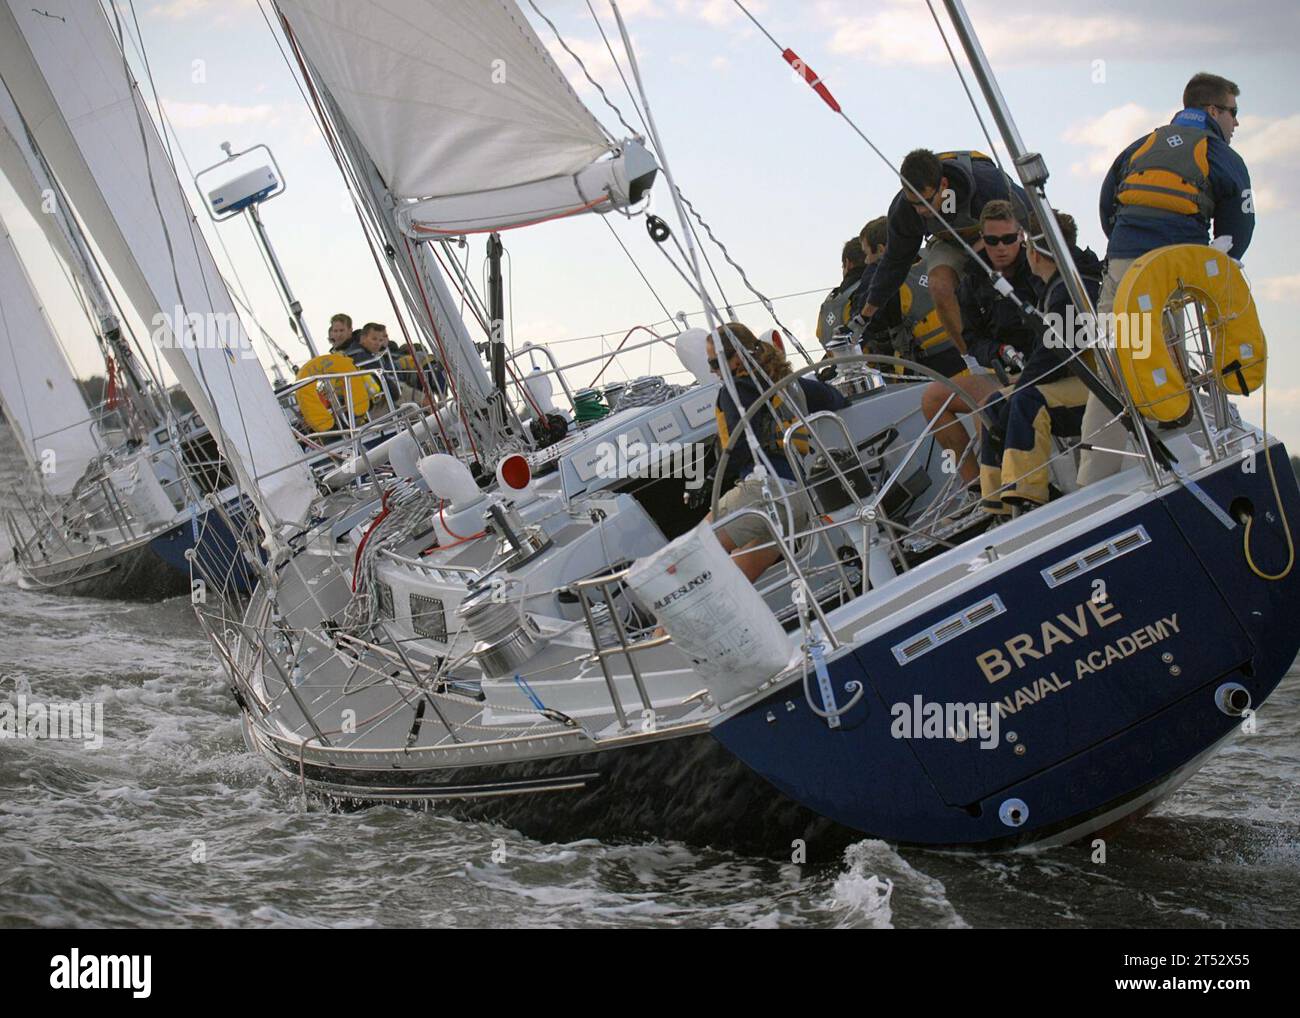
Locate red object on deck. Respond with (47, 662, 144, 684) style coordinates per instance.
(782, 49, 841, 112)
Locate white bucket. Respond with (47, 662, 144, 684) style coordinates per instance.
(626, 523, 793, 707)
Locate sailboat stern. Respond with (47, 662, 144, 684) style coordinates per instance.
(711, 446, 1300, 848)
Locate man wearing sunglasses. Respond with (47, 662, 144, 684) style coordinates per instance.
(1085, 71, 1254, 484)
(916, 199, 1042, 486)
(851, 148, 1028, 359)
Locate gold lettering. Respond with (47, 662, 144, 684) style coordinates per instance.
(1006, 633, 1043, 669)
(1133, 629, 1152, 650)
(1040, 620, 1072, 655)
(1058, 603, 1090, 638)
(1087, 598, 1124, 628)
(1104, 644, 1123, 665)
(1163, 613, 1180, 634)
(978, 648, 1012, 684)
(1087, 650, 1105, 670)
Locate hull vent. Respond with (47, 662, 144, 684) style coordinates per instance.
(1040, 525, 1151, 589)
(891, 594, 1006, 666)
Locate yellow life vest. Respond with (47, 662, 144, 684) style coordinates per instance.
(1117, 125, 1215, 221)
(1112, 244, 1265, 424)
(295, 352, 371, 433)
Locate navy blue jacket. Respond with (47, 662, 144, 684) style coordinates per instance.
(718, 375, 847, 482)
(866, 157, 1029, 310)
(1018, 246, 1104, 389)
(1100, 108, 1254, 261)
(959, 249, 1041, 369)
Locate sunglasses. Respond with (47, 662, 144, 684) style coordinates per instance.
(1211, 103, 1239, 118)
(981, 232, 1020, 247)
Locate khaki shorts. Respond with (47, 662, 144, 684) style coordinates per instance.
(717, 476, 813, 548)
(923, 234, 974, 277)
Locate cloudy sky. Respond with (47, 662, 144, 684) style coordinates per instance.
(5, 0, 1300, 446)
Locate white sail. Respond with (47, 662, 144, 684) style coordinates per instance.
(0, 212, 99, 495)
(0, 0, 316, 528)
(275, 0, 657, 233)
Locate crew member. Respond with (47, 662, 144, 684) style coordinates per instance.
(979, 210, 1102, 514)
(708, 323, 847, 583)
(327, 312, 353, 352)
(345, 322, 405, 409)
(854, 149, 1028, 350)
(919, 199, 1040, 485)
(1083, 71, 1254, 484)
(816, 238, 867, 346)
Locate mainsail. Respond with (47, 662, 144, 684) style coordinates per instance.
(275, 0, 657, 234)
(0, 0, 316, 528)
(0, 210, 100, 495)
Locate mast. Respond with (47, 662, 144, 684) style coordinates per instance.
(939, 0, 1160, 480)
(487, 232, 506, 395)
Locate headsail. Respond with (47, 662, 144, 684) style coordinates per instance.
(0, 0, 316, 528)
(0, 211, 100, 495)
(275, 0, 657, 234)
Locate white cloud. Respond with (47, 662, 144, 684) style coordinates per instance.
(812, 0, 1288, 68)
(1235, 115, 1300, 171)
(677, 0, 756, 27)
(710, 55, 731, 73)
(1061, 103, 1163, 177)
(1253, 274, 1300, 303)
(161, 100, 274, 129)
(818, 1, 1150, 67)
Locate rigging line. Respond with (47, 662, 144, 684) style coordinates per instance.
(924, 0, 1006, 176)
(728, 1, 1026, 312)
(539, 0, 808, 363)
(598, 214, 676, 323)
(587, 325, 665, 389)
(585, 0, 651, 138)
(262, 0, 418, 357)
(672, 189, 813, 360)
(276, 13, 441, 425)
(679, 204, 733, 316)
(527, 0, 637, 141)
(610, 2, 774, 483)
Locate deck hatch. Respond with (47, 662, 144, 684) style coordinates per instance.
(891, 594, 1007, 666)
(1040, 525, 1151, 588)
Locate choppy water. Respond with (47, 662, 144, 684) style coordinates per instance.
(1, 430, 1297, 929)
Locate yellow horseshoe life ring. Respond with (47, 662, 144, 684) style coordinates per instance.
(295, 353, 370, 432)
(1112, 243, 1266, 424)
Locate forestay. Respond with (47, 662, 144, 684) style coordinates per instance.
(0, 0, 316, 528)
